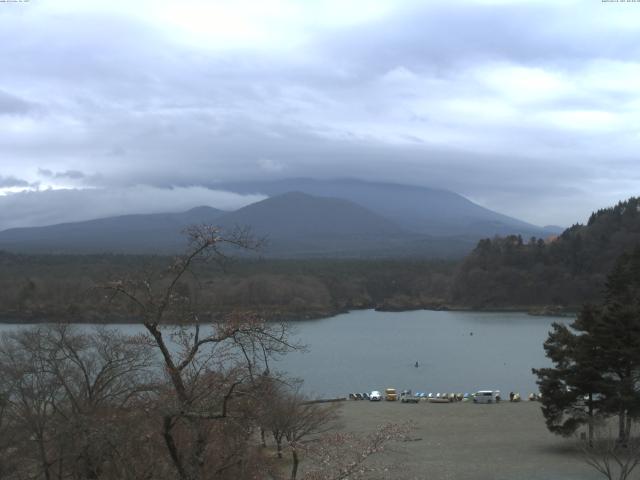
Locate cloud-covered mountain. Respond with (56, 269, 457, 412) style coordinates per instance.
(2, 2, 639, 228)
(0, 191, 477, 257)
(217, 191, 402, 238)
(216, 178, 560, 238)
(0, 182, 561, 257)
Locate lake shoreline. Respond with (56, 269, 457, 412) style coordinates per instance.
(2, 310, 567, 397)
(0, 303, 576, 325)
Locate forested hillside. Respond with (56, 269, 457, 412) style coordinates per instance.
(452, 197, 640, 308)
(3, 197, 639, 322)
(0, 253, 455, 322)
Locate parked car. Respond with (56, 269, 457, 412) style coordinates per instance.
(473, 390, 501, 404)
(400, 390, 420, 403)
(385, 388, 398, 401)
(370, 390, 382, 401)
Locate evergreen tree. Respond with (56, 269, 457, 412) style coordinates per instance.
(533, 306, 606, 443)
(595, 248, 640, 443)
(534, 247, 640, 443)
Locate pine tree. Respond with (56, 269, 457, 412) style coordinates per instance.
(595, 248, 640, 443)
(534, 247, 640, 444)
(533, 306, 606, 443)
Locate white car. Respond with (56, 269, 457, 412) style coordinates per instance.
(370, 390, 382, 401)
(473, 390, 501, 404)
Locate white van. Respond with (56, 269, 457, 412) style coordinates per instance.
(473, 390, 501, 404)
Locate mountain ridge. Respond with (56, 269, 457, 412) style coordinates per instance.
(214, 177, 560, 237)
(0, 179, 562, 257)
(0, 191, 474, 257)
(0, 206, 225, 254)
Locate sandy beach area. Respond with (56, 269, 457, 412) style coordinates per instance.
(334, 400, 601, 480)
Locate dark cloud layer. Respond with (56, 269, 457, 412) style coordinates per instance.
(0, 90, 35, 115)
(0, 0, 638, 229)
(0, 187, 265, 230)
(39, 169, 87, 180)
(0, 176, 32, 188)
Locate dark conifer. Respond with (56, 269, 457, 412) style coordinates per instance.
(534, 248, 640, 444)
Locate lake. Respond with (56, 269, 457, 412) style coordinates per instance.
(0, 309, 569, 398)
(276, 309, 570, 398)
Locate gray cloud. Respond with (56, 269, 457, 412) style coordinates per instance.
(39, 168, 87, 180)
(317, 2, 640, 74)
(0, 186, 266, 231)
(0, 1, 638, 228)
(0, 176, 32, 188)
(0, 90, 36, 115)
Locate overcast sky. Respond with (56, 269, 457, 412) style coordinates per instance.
(1, 0, 639, 229)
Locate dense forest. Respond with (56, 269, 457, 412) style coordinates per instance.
(0, 253, 455, 322)
(2, 197, 639, 322)
(452, 197, 640, 309)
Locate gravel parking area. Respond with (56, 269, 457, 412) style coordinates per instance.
(336, 400, 601, 480)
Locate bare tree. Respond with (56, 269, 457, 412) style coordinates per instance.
(0, 324, 156, 480)
(103, 225, 298, 480)
(43, 324, 156, 479)
(255, 377, 295, 458)
(0, 387, 13, 479)
(284, 397, 339, 480)
(260, 383, 339, 479)
(0, 328, 63, 480)
(581, 424, 640, 480)
(300, 422, 412, 480)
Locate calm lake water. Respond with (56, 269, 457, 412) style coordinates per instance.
(277, 309, 570, 398)
(0, 309, 569, 398)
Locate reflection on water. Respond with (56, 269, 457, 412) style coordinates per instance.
(0, 309, 570, 398)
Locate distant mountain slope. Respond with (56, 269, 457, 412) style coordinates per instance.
(216, 191, 402, 238)
(451, 197, 640, 308)
(0, 206, 224, 254)
(0, 192, 477, 258)
(216, 178, 558, 238)
(212, 191, 476, 258)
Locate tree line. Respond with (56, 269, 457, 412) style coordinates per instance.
(453, 197, 640, 309)
(0, 253, 455, 323)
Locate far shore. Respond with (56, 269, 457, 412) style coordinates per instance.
(0, 304, 577, 325)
